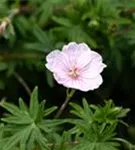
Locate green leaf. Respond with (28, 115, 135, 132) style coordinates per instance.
(52, 16, 73, 27)
(24, 43, 51, 52)
(20, 125, 33, 150)
(82, 98, 93, 117)
(26, 131, 35, 150)
(116, 108, 130, 118)
(70, 102, 84, 118)
(44, 106, 57, 117)
(38, 2, 53, 25)
(34, 127, 48, 149)
(29, 86, 39, 121)
(1, 114, 33, 124)
(36, 100, 46, 122)
(32, 25, 52, 48)
(39, 119, 65, 129)
(2, 132, 22, 150)
(68, 25, 97, 48)
(0, 123, 4, 140)
(0, 1, 8, 16)
(14, 16, 30, 37)
(19, 97, 28, 112)
(0, 100, 21, 115)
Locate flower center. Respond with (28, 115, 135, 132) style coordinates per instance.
(68, 67, 80, 79)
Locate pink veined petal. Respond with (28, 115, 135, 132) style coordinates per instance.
(75, 43, 92, 68)
(62, 42, 78, 65)
(45, 50, 61, 72)
(78, 43, 91, 52)
(46, 50, 71, 72)
(53, 73, 69, 84)
(46, 50, 60, 63)
(80, 51, 106, 78)
(75, 50, 91, 69)
(62, 42, 78, 54)
(80, 63, 106, 78)
(63, 42, 90, 54)
(63, 42, 91, 67)
(60, 75, 102, 91)
(77, 75, 103, 91)
(62, 78, 82, 90)
(54, 72, 82, 90)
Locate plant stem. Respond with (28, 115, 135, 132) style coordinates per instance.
(54, 89, 76, 118)
(13, 71, 31, 96)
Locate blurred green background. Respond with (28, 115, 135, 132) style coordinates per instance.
(1, 0, 135, 145)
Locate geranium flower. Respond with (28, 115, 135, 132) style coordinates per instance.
(45, 42, 106, 92)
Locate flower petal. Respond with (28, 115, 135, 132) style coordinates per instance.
(62, 42, 78, 54)
(59, 75, 102, 92)
(62, 78, 81, 90)
(63, 42, 91, 67)
(78, 43, 91, 52)
(45, 50, 61, 72)
(78, 75, 103, 91)
(75, 43, 92, 68)
(80, 51, 106, 78)
(45, 50, 71, 72)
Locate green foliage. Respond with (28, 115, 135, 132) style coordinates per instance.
(0, 87, 63, 150)
(0, 0, 135, 149)
(90, 100, 130, 124)
(0, 0, 9, 17)
(24, 25, 53, 52)
(0, 88, 131, 150)
(68, 99, 130, 150)
(0, 0, 135, 90)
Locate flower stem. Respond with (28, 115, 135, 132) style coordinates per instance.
(54, 89, 76, 118)
(13, 71, 31, 96)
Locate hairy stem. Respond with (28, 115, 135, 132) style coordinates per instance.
(54, 89, 76, 118)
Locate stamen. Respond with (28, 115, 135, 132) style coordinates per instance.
(68, 67, 79, 79)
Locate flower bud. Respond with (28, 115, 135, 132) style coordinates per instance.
(0, 21, 7, 35)
(88, 20, 99, 28)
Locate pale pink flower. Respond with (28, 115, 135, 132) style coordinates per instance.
(45, 42, 106, 92)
